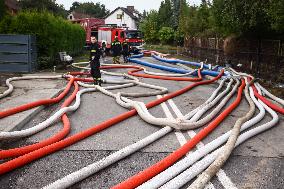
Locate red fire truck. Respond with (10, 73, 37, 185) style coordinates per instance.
(72, 18, 105, 45)
(98, 25, 144, 51)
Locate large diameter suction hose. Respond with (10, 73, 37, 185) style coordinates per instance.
(0, 70, 224, 175)
(0, 78, 75, 118)
(0, 81, 79, 159)
(42, 78, 232, 189)
(111, 79, 245, 189)
(152, 54, 210, 69)
(0, 75, 63, 99)
(251, 83, 284, 114)
(138, 85, 265, 189)
(160, 85, 279, 189)
(128, 67, 202, 81)
(129, 57, 222, 77)
(189, 77, 256, 189)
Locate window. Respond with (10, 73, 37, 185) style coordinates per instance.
(115, 31, 119, 36)
(117, 14, 122, 19)
(120, 31, 125, 38)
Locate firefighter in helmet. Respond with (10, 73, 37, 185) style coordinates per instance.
(122, 39, 130, 63)
(111, 36, 122, 64)
(89, 36, 102, 86)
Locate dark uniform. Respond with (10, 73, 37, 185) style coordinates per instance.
(111, 39, 122, 64)
(89, 42, 102, 86)
(122, 41, 129, 63)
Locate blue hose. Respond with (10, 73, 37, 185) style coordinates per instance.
(152, 54, 210, 69)
(129, 55, 222, 77)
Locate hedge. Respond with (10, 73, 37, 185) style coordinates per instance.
(0, 11, 85, 68)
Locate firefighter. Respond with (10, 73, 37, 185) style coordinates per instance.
(122, 39, 130, 63)
(89, 36, 102, 86)
(111, 36, 122, 64)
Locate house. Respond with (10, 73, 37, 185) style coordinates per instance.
(4, 0, 20, 15)
(67, 11, 92, 21)
(104, 6, 142, 30)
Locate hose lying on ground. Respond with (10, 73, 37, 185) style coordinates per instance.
(0, 80, 78, 159)
(139, 81, 265, 189)
(0, 70, 224, 175)
(188, 77, 256, 189)
(159, 85, 278, 189)
(255, 82, 284, 106)
(111, 79, 245, 189)
(0, 77, 74, 119)
(0, 75, 63, 99)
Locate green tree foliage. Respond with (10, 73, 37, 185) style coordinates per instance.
(141, 0, 284, 44)
(159, 27, 175, 44)
(19, 0, 67, 18)
(69, 2, 109, 18)
(0, 11, 85, 68)
(70, 1, 80, 12)
(171, 0, 180, 29)
(268, 0, 284, 34)
(158, 0, 172, 27)
(0, 0, 7, 21)
(212, 0, 276, 38)
(140, 10, 160, 43)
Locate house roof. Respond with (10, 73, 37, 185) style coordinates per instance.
(5, 0, 20, 11)
(105, 7, 141, 21)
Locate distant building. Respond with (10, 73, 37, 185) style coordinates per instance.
(5, 0, 20, 15)
(104, 6, 142, 30)
(67, 11, 92, 21)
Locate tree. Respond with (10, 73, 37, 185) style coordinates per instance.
(159, 27, 175, 44)
(70, 2, 109, 18)
(140, 10, 160, 43)
(70, 1, 80, 12)
(142, 10, 147, 19)
(0, 0, 7, 21)
(212, 0, 273, 38)
(268, 0, 284, 34)
(19, 0, 67, 18)
(158, 0, 172, 27)
(171, 0, 180, 29)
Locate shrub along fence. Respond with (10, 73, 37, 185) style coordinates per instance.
(182, 38, 284, 83)
(0, 11, 85, 69)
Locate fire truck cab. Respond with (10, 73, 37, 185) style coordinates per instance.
(98, 25, 144, 51)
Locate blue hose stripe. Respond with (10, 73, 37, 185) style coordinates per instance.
(129, 58, 221, 77)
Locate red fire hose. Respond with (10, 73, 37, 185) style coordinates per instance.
(111, 79, 245, 189)
(70, 65, 202, 82)
(0, 81, 79, 159)
(128, 68, 202, 81)
(0, 70, 224, 175)
(0, 78, 75, 119)
(251, 85, 284, 114)
(247, 78, 284, 115)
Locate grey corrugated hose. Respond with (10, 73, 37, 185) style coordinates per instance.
(188, 77, 256, 189)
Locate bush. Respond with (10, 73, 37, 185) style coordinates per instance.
(159, 27, 175, 45)
(0, 11, 85, 69)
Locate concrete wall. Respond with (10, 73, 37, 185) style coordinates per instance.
(105, 8, 137, 30)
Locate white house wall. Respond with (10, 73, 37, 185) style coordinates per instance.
(105, 9, 137, 30)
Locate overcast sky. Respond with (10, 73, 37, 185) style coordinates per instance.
(56, 0, 202, 12)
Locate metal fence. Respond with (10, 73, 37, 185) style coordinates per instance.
(181, 37, 284, 82)
(0, 34, 37, 73)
